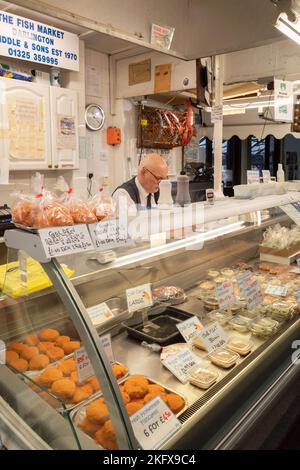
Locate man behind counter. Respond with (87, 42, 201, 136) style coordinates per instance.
(112, 153, 168, 212)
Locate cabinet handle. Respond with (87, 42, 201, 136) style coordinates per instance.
(48, 164, 52, 168)
(54, 164, 59, 169)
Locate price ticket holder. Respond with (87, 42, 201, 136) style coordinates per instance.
(4, 228, 138, 450)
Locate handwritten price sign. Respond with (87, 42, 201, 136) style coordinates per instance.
(130, 396, 181, 449)
(39, 224, 94, 258)
(176, 316, 203, 343)
(198, 321, 227, 353)
(237, 271, 263, 309)
(162, 348, 204, 383)
(215, 281, 236, 310)
(74, 347, 94, 382)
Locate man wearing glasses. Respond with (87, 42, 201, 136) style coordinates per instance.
(112, 153, 168, 213)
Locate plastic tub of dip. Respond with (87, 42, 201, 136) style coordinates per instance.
(189, 367, 218, 389)
(208, 348, 239, 369)
(226, 337, 252, 356)
(228, 315, 250, 333)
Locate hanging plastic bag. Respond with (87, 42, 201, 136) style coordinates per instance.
(57, 176, 97, 224)
(88, 186, 116, 221)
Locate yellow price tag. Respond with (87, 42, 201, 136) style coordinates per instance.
(140, 119, 148, 126)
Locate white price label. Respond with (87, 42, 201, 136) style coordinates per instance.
(199, 321, 228, 353)
(211, 105, 223, 123)
(87, 302, 114, 326)
(39, 224, 94, 258)
(130, 396, 181, 450)
(162, 348, 204, 383)
(237, 271, 263, 309)
(176, 316, 203, 343)
(265, 285, 288, 297)
(100, 333, 114, 364)
(89, 220, 130, 250)
(262, 170, 271, 183)
(74, 347, 94, 383)
(215, 281, 236, 310)
(126, 283, 153, 313)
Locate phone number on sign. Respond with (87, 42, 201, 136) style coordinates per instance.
(7, 48, 59, 64)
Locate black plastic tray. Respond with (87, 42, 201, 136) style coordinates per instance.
(123, 306, 193, 346)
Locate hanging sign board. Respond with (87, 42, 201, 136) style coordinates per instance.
(0, 10, 79, 71)
(274, 79, 293, 122)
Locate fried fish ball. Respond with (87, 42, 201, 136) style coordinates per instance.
(38, 367, 63, 388)
(9, 342, 26, 354)
(112, 363, 128, 379)
(51, 378, 76, 400)
(102, 420, 116, 441)
(20, 346, 39, 361)
(10, 358, 28, 372)
(46, 346, 65, 362)
(37, 342, 55, 354)
(87, 375, 101, 392)
(166, 394, 185, 414)
(86, 399, 110, 424)
(79, 418, 101, 438)
(29, 354, 50, 371)
(55, 335, 70, 347)
(124, 376, 149, 399)
(148, 384, 165, 394)
(126, 401, 144, 416)
(58, 358, 76, 376)
(39, 328, 60, 342)
(25, 334, 39, 346)
(62, 341, 81, 354)
(5, 350, 19, 364)
(144, 391, 168, 405)
(69, 383, 93, 404)
(9, 357, 29, 372)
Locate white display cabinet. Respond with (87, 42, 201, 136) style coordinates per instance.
(0, 77, 79, 170)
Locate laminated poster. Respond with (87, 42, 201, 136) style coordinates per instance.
(57, 114, 76, 150)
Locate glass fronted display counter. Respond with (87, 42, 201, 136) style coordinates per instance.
(1, 193, 300, 450)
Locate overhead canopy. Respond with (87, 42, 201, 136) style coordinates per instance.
(198, 124, 300, 141)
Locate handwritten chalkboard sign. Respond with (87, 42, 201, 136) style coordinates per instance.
(39, 224, 94, 257)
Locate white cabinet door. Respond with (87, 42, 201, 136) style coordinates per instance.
(0, 77, 52, 170)
(50, 87, 79, 170)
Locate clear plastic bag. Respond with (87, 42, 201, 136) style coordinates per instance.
(88, 187, 116, 221)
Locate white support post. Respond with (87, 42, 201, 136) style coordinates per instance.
(213, 55, 225, 198)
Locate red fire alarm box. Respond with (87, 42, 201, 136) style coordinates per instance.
(107, 127, 121, 145)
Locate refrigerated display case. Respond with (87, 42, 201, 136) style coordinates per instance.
(1, 193, 300, 450)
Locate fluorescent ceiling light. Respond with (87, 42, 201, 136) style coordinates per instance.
(275, 12, 300, 45)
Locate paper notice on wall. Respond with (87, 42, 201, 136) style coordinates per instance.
(57, 115, 76, 150)
(86, 65, 101, 97)
(8, 96, 45, 161)
(274, 79, 294, 122)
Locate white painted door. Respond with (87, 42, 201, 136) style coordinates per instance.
(50, 87, 79, 169)
(0, 77, 52, 170)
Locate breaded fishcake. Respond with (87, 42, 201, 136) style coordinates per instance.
(144, 391, 168, 405)
(95, 428, 118, 450)
(9, 357, 29, 372)
(79, 418, 101, 437)
(39, 328, 60, 342)
(29, 354, 50, 370)
(87, 375, 100, 392)
(25, 334, 39, 346)
(112, 363, 128, 379)
(166, 394, 185, 414)
(94, 428, 118, 450)
(58, 358, 76, 376)
(20, 346, 39, 361)
(51, 378, 76, 400)
(86, 399, 110, 424)
(148, 384, 165, 394)
(38, 367, 63, 388)
(62, 341, 81, 354)
(102, 420, 115, 441)
(5, 350, 19, 364)
(126, 401, 144, 416)
(9, 342, 26, 354)
(69, 383, 93, 404)
(124, 376, 149, 399)
(121, 390, 130, 404)
(46, 346, 64, 362)
(37, 342, 55, 354)
(55, 335, 70, 347)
